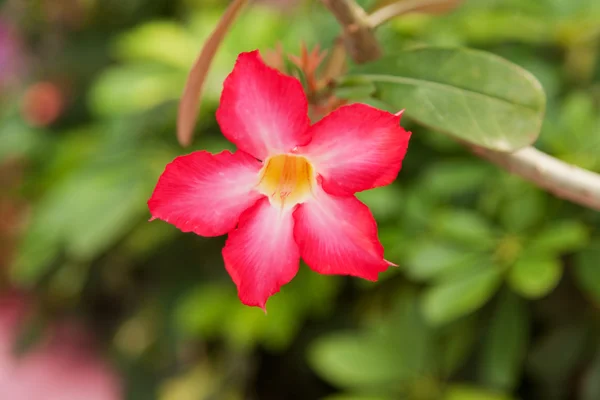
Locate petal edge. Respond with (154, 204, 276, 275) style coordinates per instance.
(216, 50, 311, 160)
(293, 185, 390, 281)
(300, 103, 411, 195)
(148, 150, 263, 237)
(222, 198, 300, 309)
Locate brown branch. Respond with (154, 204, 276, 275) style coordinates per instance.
(323, 0, 600, 211)
(319, 0, 381, 63)
(472, 146, 600, 211)
(368, 0, 463, 27)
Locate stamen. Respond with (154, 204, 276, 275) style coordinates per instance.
(258, 154, 315, 209)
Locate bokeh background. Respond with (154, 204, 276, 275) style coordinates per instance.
(1, 0, 599, 399)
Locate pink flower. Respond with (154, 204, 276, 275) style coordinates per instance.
(0, 294, 123, 400)
(148, 50, 411, 309)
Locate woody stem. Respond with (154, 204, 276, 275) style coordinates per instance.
(322, 0, 600, 211)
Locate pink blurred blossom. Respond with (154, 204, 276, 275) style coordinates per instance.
(0, 19, 23, 90)
(0, 293, 123, 400)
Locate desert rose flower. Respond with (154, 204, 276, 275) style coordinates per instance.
(0, 20, 23, 90)
(0, 294, 123, 400)
(148, 50, 411, 309)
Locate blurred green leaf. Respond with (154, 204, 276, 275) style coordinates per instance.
(422, 160, 493, 198)
(529, 220, 589, 255)
(573, 241, 600, 303)
(11, 162, 149, 285)
(498, 180, 546, 233)
(443, 384, 513, 400)
(508, 256, 561, 298)
(432, 210, 497, 249)
(581, 348, 600, 400)
(406, 241, 477, 281)
(10, 220, 62, 286)
(355, 184, 402, 221)
(528, 324, 588, 388)
(112, 21, 199, 69)
(0, 119, 45, 162)
(421, 265, 502, 325)
(309, 332, 407, 392)
(380, 288, 436, 377)
(89, 64, 184, 117)
(480, 289, 529, 390)
(439, 318, 478, 376)
(309, 288, 435, 392)
(334, 76, 377, 100)
(176, 268, 339, 352)
(323, 396, 390, 400)
(352, 47, 546, 151)
(64, 171, 148, 259)
(175, 284, 237, 339)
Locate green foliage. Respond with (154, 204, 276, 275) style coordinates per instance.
(573, 240, 600, 303)
(421, 264, 502, 325)
(348, 47, 546, 151)
(175, 267, 340, 351)
(480, 290, 529, 391)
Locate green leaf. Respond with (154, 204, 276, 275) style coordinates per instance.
(10, 220, 62, 286)
(529, 220, 589, 255)
(0, 119, 46, 162)
(380, 288, 436, 377)
(63, 172, 148, 260)
(112, 21, 198, 69)
(355, 184, 402, 221)
(352, 47, 546, 151)
(439, 318, 478, 376)
(573, 242, 600, 303)
(308, 333, 408, 391)
(443, 384, 513, 400)
(528, 324, 588, 387)
(432, 210, 497, 249)
(88, 64, 185, 117)
(175, 285, 237, 339)
(422, 160, 494, 198)
(10, 163, 149, 285)
(497, 178, 547, 233)
(323, 396, 390, 400)
(508, 256, 561, 298)
(334, 76, 377, 100)
(581, 349, 600, 400)
(480, 289, 529, 390)
(405, 241, 476, 281)
(309, 289, 434, 392)
(421, 266, 503, 326)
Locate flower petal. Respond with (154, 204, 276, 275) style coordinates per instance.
(299, 104, 411, 195)
(293, 185, 391, 280)
(222, 198, 300, 309)
(216, 50, 311, 160)
(148, 150, 263, 237)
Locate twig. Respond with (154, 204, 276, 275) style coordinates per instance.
(368, 0, 462, 27)
(473, 146, 600, 210)
(319, 0, 381, 63)
(324, 0, 600, 211)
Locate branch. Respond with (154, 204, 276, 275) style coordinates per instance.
(368, 0, 462, 27)
(472, 146, 600, 211)
(323, 0, 600, 211)
(319, 0, 381, 63)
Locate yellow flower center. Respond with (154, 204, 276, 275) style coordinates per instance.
(258, 154, 315, 209)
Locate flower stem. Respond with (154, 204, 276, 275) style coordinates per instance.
(319, 0, 381, 63)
